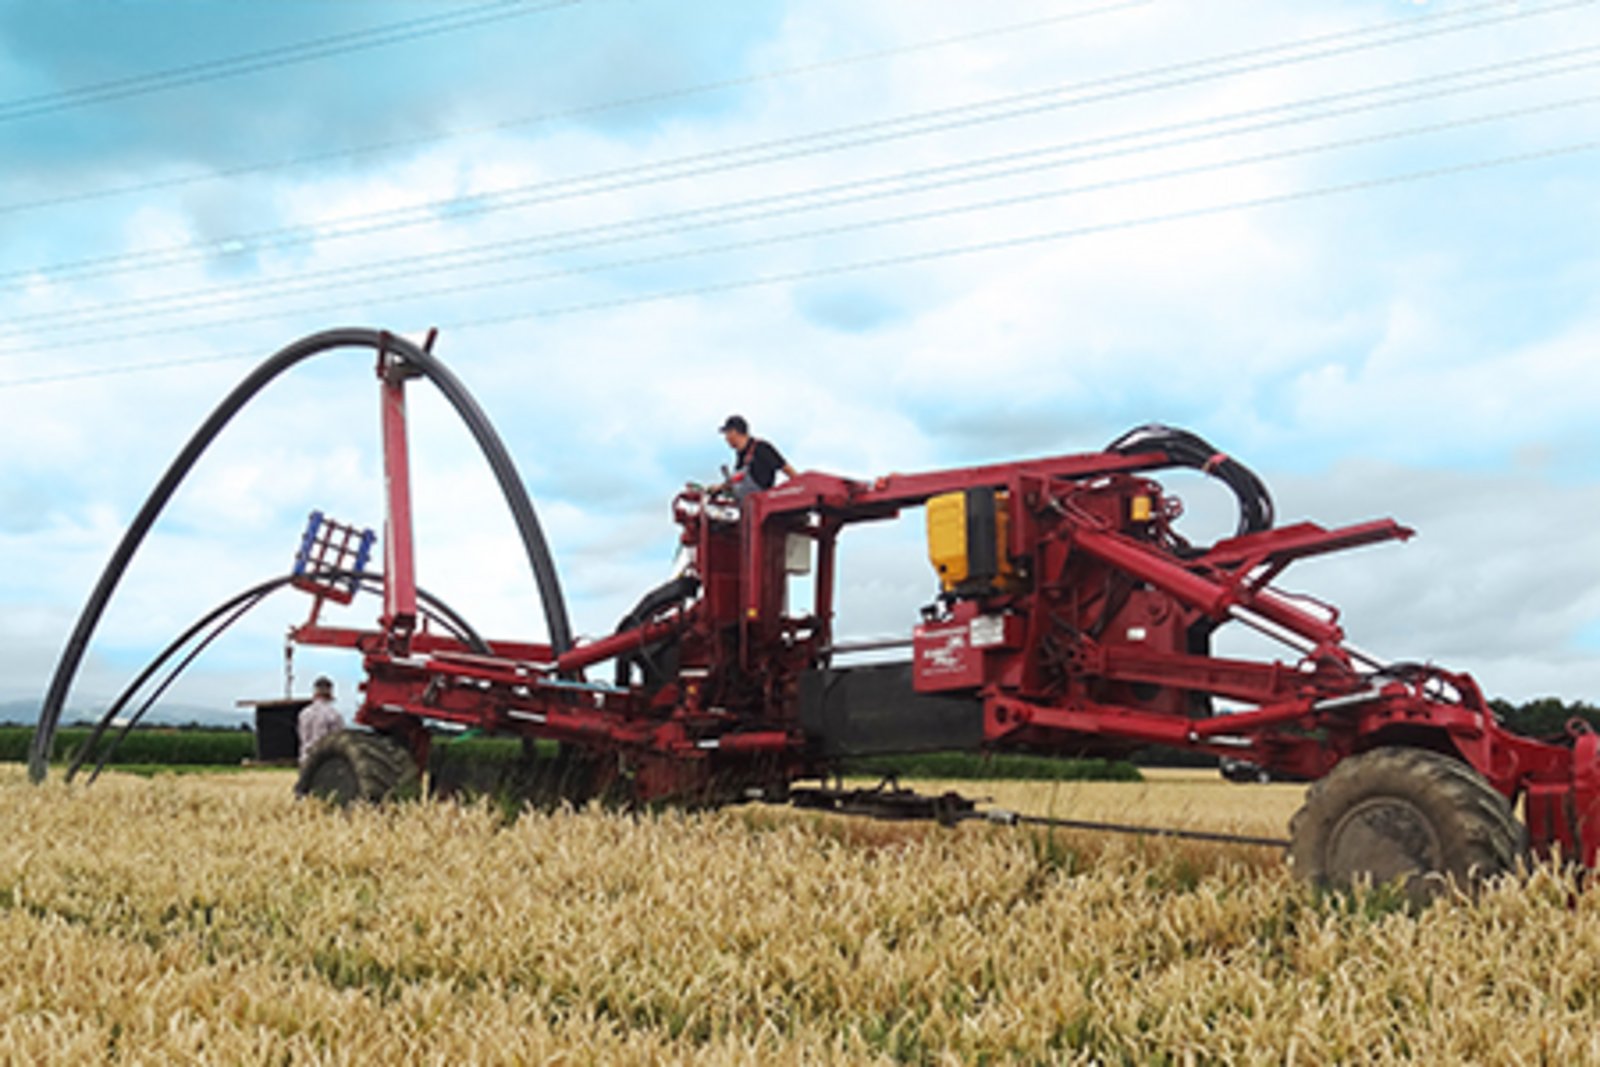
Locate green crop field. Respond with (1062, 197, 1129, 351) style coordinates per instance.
(0, 766, 1595, 1062)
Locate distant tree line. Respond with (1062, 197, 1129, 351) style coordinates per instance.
(1490, 696, 1600, 739)
(1, 697, 1593, 772)
(1133, 695, 1599, 767)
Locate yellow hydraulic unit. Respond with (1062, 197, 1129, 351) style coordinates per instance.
(926, 488, 1016, 595)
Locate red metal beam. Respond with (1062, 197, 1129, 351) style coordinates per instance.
(553, 608, 697, 675)
(1071, 525, 1347, 647)
(1198, 519, 1413, 572)
(292, 623, 551, 663)
(753, 449, 1168, 518)
(378, 348, 418, 654)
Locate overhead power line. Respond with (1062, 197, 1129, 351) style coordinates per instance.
(6, 115, 1593, 363)
(0, 0, 586, 125)
(0, 0, 1153, 218)
(2, 0, 1584, 287)
(5, 135, 1594, 392)
(9, 47, 1597, 338)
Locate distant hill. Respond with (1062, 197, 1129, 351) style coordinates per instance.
(0, 698, 247, 729)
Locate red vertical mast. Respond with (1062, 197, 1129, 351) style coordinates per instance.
(377, 336, 419, 655)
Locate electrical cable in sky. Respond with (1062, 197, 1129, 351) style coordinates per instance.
(0, 0, 586, 125)
(6, 48, 1593, 337)
(2, 0, 1583, 286)
(7, 94, 1597, 349)
(2, 133, 1592, 388)
(0, 1, 1152, 217)
(16, 92, 1592, 345)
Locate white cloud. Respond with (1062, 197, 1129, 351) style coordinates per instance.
(2, 0, 1597, 713)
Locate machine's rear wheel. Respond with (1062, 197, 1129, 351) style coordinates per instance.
(295, 730, 420, 805)
(1289, 746, 1527, 901)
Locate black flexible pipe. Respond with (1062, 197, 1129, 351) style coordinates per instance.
(361, 578, 491, 656)
(85, 591, 270, 783)
(87, 583, 483, 784)
(612, 573, 701, 687)
(62, 575, 292, 780)
(32, 327, 569, 782)
(65, 569, 492, 781)
(1104, 424, 1275, 538)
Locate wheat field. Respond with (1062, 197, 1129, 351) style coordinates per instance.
(0, 765, 1596, 1064)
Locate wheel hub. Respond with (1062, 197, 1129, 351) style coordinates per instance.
(305, 757, 359, 804)
(1326, 795, 1442, 885)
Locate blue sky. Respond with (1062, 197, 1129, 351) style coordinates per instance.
(1, 0, 1597, 716)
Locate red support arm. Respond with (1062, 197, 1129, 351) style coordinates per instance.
(752, 450, 1167, 518)
(291, 623, 551, 663)
(378, 349, 419, 655)
(554, 608, 697, 675)
(1198, 519, 1414, 573)
(1070, 525, 1363, 648)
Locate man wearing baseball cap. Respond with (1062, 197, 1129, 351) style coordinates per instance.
(716, 415, 795, 500)
(297, 675, 345, 766)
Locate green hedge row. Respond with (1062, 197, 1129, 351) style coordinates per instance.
(430, 736, 1140, 782)
(433, 737, 545, 764)
(843, 752, 1141, 782)
(0, 726, 254, 766)
(0, 725, 1140, 780)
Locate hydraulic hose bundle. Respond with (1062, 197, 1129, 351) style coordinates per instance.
(1105, 423, 1275, 538)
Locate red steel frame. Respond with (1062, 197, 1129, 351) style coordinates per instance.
(289, 361, 1600, 864)
(378, 349, 419, 655)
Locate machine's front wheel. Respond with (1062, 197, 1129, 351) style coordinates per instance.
(1289, 746, 1527, 902)
(295, 730, 420, 805)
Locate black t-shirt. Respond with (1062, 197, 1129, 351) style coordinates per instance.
(737, 438, 788, 489)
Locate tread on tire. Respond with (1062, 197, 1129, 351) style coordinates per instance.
(1289, 746, 1528, 901)
(295, 729, 420, 805)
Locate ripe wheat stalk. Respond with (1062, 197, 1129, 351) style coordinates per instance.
(0, 766, 1594, 1063)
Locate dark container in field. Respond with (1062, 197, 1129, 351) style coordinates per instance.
(240, 699, 309, 763)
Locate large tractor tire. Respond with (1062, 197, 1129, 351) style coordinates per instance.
(295, 730, 420, 805)
(1289, 746, 1527, 902)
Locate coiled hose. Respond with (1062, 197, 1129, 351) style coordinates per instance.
(64, 570, 488, 782)
(31, 327, 569, 782)
(1104, 424, 1275, 538)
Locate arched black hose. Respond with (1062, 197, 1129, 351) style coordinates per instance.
(62, 575, 292, 781)
(360, 578, 490, 656)
(1104, 424, 1275, 538)
(84, 577, 484, 783)
(612, 573, 701, 688)
(32, 327, 568, 782)
(65, 569, 492, 781)
(84, 591, 269, 784)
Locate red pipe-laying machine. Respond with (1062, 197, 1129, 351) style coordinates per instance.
(288, 346, 1600, 889)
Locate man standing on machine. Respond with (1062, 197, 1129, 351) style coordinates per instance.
(716, 415, 796, 500)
